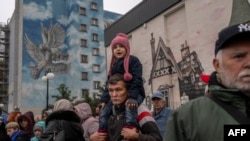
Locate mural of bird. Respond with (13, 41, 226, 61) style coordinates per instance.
(24, 23, 70, 79)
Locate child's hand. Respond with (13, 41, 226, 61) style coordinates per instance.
(100, 103, 105, 109)
(125, 99, 138, 110)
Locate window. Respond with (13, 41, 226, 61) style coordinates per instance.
(91, 2, 98, 10)
(92, 33, 98, 41)
(91, 18, 98, 26)
(79, 24, 87, 32)
(92, 48, 99, 56)
(81, 72, 88, 80)
(93, 64, 100, 73)
(158, 50, 165, 68)
(81, 55, 88, 63)
(79, 7, 86, 16)
(80, 39, 87, 47)
(93, 81, 100, 89)
(82, 89, 89, 98)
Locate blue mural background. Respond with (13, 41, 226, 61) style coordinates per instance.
(22, 0, 107, 108)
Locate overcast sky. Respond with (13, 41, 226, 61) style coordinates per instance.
(0, 0, 142, 23)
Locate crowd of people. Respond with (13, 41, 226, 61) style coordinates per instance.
(0, 108, 46, 141)
(0, 20, 249, 141)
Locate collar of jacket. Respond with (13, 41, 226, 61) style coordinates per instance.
(46, 110, 81, 125)
(112, 104, 126, 116)
(208, 71, 249, 114)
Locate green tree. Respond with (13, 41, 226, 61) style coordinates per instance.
(52, 84, 77, 102)
(73, 86, 103, 115)
(82, 92, 101, 115)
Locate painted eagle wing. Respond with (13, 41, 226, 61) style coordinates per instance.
(48, 23, 65, 48)
(40, 23, 48, 44)
(46, 63, 71, 74)
(24, 34, 45, 63)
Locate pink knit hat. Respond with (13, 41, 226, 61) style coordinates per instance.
(110, 33, 132, 81)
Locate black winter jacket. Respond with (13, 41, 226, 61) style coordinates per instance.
(39, 110, 85, 141)
(108, 104, 162, 141)
(14, 131, 30, 141)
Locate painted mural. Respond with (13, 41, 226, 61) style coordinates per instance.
(146, 0, 250, 109)
(19, 0, 117, 109)
(149, 34, 206, 108)
(24, 23, 70, 79)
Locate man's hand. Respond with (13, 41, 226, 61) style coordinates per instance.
(121, 127, 139, 140)
(90, 131, 108, 141)
(125, 99, 138, 110)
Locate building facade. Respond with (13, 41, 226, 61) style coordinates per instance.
(8, 0, 121, 113)
(0, 23, 9, 111)
(105, 0, 250, 109)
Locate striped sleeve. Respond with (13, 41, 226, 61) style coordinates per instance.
(137, 104, 155, 127)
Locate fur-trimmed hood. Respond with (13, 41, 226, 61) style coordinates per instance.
(46, 110, 81, 125)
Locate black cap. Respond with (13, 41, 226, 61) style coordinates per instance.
(215, 21, 250, 55)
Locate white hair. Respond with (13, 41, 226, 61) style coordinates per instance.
(215, 50, 222, 63)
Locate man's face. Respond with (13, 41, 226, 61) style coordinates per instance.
(213, 40, 250, 93)
(7, 128, 17, 137)
(152, 98, 165, 110)
(108, 81, 128, 106)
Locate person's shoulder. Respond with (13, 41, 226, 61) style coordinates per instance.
(129, 55, 142, 66)
(162, 107, 173, 114)
(180, 96, 208, 107)
(47, 110, 81, 123)
(30, 136, 39, 141)
(85, 116, 98, 123)
(173, 96, 211, 115)
(130, 55, 140, 61)
(16, 131, 30, 141)
(17, 130, 29, 136)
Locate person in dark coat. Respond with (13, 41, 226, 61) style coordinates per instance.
(164, 20, 250, 141)
(5, 122, 30, 141)
(39, 99, 85, 141)
(0, 117, 10, 141)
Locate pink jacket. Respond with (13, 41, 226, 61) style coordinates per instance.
(74, 103, 99, 141)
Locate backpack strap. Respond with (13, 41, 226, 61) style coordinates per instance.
(208, 95, 250, 124)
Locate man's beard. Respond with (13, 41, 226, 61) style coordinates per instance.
(220, 66, 250, 95)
